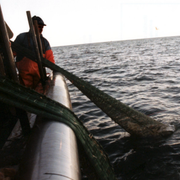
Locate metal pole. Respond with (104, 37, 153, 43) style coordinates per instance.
(33, 19, 44, 57)
(33, 19, 46, 75)
(26, 11, 46, 85)
(0, 5, 30, 136)
(0, 5, 18, 82)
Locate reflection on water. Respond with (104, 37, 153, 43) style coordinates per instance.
(53, 36, 180, 179)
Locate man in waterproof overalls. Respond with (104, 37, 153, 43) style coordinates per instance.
(14, 16, 55, 89)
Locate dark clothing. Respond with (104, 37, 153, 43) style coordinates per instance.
(15, 32, 54, 63)
(14, 32, 55, 88)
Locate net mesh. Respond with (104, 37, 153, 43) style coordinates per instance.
(0, 76, 116, 180)
(11, 41, 173, 138)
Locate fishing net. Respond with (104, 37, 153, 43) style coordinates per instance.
(11, 41, 174, 138)
(0, 76, 116, 180)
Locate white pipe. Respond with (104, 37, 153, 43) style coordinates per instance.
(17, 72, 81, 180)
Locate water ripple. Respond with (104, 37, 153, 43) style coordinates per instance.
(53, 36, 180, 179)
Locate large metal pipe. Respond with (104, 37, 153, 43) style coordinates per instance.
(47, 72, 72, 110)
(17, 72, 81, 180)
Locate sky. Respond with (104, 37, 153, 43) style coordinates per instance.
(1, 0, 180, 47)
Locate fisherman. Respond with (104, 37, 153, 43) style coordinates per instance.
(13, 16, 55, 89)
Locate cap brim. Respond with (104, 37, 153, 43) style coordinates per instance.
(39, 23, 46, 26)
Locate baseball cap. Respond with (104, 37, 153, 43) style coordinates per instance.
(32, 16, 46, 26)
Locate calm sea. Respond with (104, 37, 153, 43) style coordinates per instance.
(52, 36, 180, 180)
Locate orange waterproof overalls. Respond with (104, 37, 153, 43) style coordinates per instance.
(14, 32, 55, 89)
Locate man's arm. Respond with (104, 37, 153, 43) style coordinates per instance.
(42, 37, 55, 64)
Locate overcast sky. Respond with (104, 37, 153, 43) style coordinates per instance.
(1, 0, 180, 47)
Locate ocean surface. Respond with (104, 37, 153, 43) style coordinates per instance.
(52, 36, 180, 180)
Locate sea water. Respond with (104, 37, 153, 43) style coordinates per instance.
(52, 36, 180, 180)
